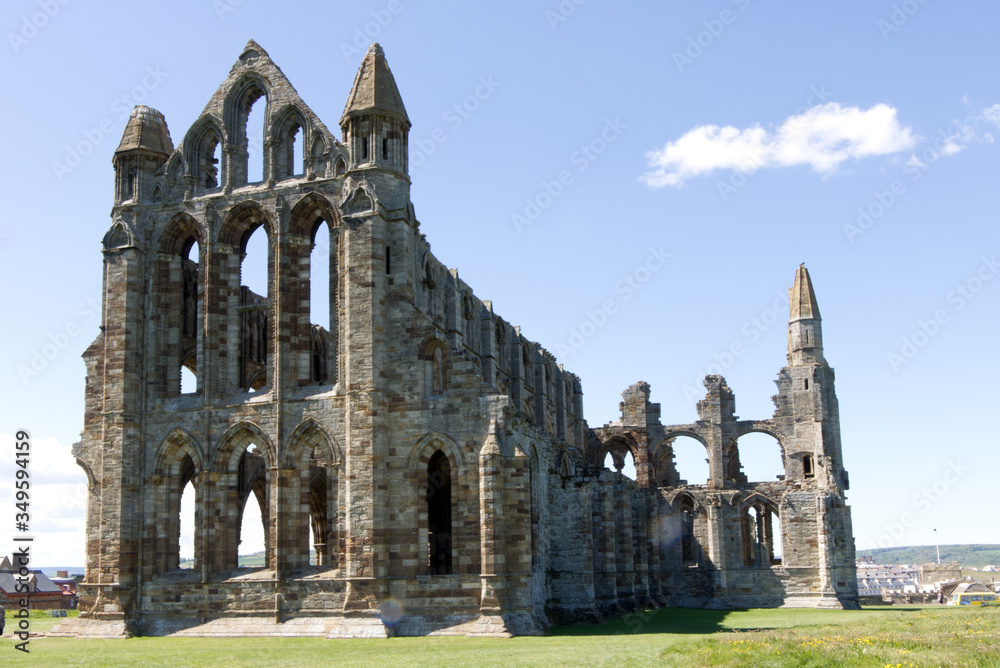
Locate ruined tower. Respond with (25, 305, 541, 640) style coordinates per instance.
(61, 42, 856, 640)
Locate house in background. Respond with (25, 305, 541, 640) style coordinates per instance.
(0, 555, 70, 610)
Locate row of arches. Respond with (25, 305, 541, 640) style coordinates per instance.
(669, 491, 783, 567)
(152, 193, 340, 397)
(149, 424, 472, 579)
(167, 71, 343, 198)
(601, 432, 793, 486)
(148, 420, 341, 575)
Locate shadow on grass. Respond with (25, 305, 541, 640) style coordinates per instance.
(550, 607, 738, 637)
(550, 604, 923, 637)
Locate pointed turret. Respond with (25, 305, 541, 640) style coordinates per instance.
(340, 43, 410, 177)
(341, 43, 410, 126)
(787, 264, 825, 366)
(113, 105, 173, 204)
(115, 105, 173, 158)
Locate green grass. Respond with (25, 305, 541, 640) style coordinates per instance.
(4, 605, 999, 667)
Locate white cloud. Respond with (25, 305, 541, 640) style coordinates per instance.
(901, 104, 999, 168)
(641, 102, 916, 188)
(0, 433, 87, 567)
(980, 104, 1000, 128)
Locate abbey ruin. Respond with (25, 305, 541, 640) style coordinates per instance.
(56, 42, 859, 639)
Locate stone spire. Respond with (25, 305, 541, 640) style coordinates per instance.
(787, 264, 825, 365)
(340, 43, 410, 127)
(789, 263, 821, 322)
(339, 43, 411, 179)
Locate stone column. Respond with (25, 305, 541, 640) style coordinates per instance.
(478, 422, 504, 613)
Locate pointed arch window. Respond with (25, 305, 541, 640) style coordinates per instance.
(427, 450, 453, 575)
(308, 453, 329, 567)
(239, 224, 270, 392)
(275, 110, 306, 180)
(237, 443, 269, 567)
(432, 348, 445, 395)
(158, 225, 203, 398)
(196, 131, 222, 189)
(228, 81, 267, 186)
(741, 499, 782, 567)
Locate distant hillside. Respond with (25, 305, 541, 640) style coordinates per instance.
(857, 544, 1000, 568)
(179, 550, 313, 569)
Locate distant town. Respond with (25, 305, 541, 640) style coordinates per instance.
(855, 545, 1000, 606)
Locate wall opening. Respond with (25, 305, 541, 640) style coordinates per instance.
(803, 454, 814, 478)
(671, 435, 710, 485)
(180, 364, 197, 395)
(241, 226, 268, 296)
(735, 433, 785, 483)
(291, 124, 303, 176)
(199, 133, 222, 189)
(427, 450, 453, 575)
(178, 479, 195, 568)
(178, 238, 200, 395)
(239, 492, 267, 564)
(309, 521, 316, 566)
(236, 442, 268, 567)
(240, 225, 269, 392)
(678, 494, 697, 564)
(245, 96, 266, 184)
(310, 220, 330, 333)
(603, 449, 636, 480)
(742, 500, 782, 566)
(308, 449, 330, 567)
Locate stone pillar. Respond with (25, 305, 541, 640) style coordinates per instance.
(613, 476, 636, 612)
(704, 492, 733, 608)
(592, 475, 617, 616)
(478, 422, 504, 613)
(264, 137, 277, 187)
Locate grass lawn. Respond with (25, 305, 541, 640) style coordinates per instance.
(3, 605, 998, 667)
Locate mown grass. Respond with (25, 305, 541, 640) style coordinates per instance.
(3, 605, 998, 667)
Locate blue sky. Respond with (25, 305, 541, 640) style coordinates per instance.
(1, 0, 998, 567)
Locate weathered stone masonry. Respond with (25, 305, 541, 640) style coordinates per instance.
(57, 41, 858, 639)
